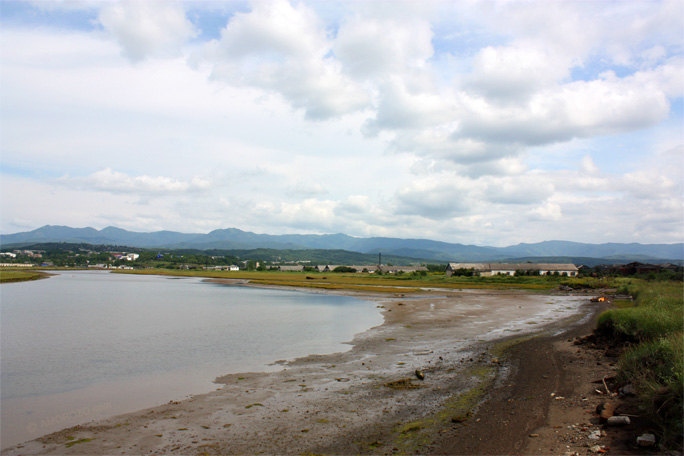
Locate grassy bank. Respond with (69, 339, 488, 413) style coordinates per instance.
(597, 281, 683, 448)
(115, 268, 563, 291)
(0, 269, 49, 283)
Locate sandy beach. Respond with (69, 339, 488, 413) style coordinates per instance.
(2, 284, 599, 455)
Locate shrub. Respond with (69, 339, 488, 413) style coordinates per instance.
(597, 282, 683, 342)
(332, 266, 356, 273)
(617, 332, 683, 447)
(596, 280, 683, 449)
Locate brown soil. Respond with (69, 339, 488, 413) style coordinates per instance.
(433, 302, 662, 456)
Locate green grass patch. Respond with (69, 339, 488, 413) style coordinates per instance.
(65, 438, 93, 448)
(611, 298, 634, 308)
(596, 280, 683, 449)
(115, 268, 558, 291)
(618, 332, 683, 447)
(597, 281, 683, 343)
(0, 269, 48, 284)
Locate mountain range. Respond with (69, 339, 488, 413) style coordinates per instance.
(2, 225, 682, 263)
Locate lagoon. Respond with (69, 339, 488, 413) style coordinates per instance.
(0, 271, 383, 448)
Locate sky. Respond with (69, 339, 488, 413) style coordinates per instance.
(1, 0, 682, 247)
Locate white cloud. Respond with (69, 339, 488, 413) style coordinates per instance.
(483, 175, 553, 205)
(529, 201, 562, 222)
(467, 45, 568, 103)
(456, 68, 672, 146)
(200, 0, 369, 119)
(1, 0, 682, 247)
(98, 1, 197, 62)
(335, 195, 371, 216)
(363, 78, 453, 136)
(334, 16, 433, 79)
(285, 181, 328, 197)
(57, 169, 211, 195)
(395, 176, 475, 219)
(580, 155, 600, 175)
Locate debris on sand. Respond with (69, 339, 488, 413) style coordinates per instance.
(384, 378, 422, 390)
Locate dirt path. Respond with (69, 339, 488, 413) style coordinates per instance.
(434, 301, 658, 456)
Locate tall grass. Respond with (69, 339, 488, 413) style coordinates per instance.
(597, 281, 683, 448)
(597, 282, 683, 342)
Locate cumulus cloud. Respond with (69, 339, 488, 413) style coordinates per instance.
(483, 175, 553, 205)
(334, 16, 433, 79)
(529, 201, 563, 222)
(395, 176, 475, 219)
(335, 195, 372, 216)
(285, 181, 328, 197)
(98, 1, 197, 62)
(455, 67, 672, 146)
(362, 78, 453, 136)
(467, 45, 568, 103)
(2, 0, 682, 246)
(57, 169, 211, 195)
(200, 0, 369, 120)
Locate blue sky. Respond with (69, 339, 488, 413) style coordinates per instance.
(1, 0, 682, 247)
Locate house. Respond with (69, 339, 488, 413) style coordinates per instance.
(204, 265, 240, 271)
(446, 263, 578, 277)
(277, 265, 305, 272)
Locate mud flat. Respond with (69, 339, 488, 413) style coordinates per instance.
(2, 287, 594, 455)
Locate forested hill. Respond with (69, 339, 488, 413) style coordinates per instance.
(2, 225, 682, 263)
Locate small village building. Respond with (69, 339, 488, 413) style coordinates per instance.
(277, 265, 306, 272)
(205, 265, 240, 271)
(446, 263, 578, 277)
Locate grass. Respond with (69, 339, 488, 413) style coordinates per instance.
(596, 280, 683, 449)
(597, 281, 683, 342)
(64, 438, 93, 448)
(115, 268, 563, 291)
(0, 269, 48, 284)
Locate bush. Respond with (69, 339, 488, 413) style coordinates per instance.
(332, 266, 357, 273)
(596, 280, 683, 449)
(597, 282, 683, 342)
(617, 332, 683, 447)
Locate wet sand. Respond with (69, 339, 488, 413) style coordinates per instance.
(2, 286, 592, 455)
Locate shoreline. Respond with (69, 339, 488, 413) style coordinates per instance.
(2, 285, 595, 455)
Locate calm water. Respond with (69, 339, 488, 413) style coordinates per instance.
(0, 271, 382, 447)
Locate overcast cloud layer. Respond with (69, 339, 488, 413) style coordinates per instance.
(1, 0, 682, 246)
